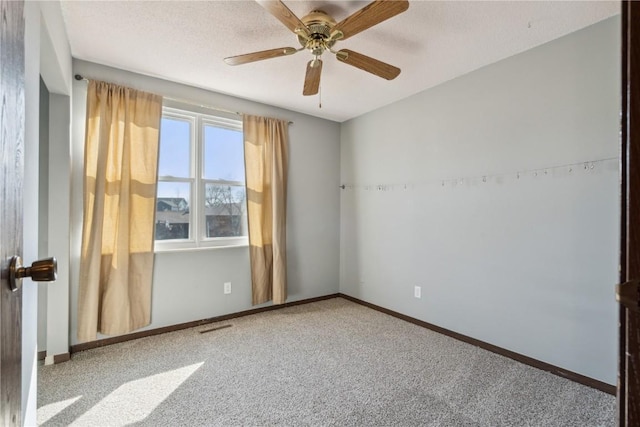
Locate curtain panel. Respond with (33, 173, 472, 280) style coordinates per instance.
(78, 80, 163, 343)
(243, 115, 289, 305)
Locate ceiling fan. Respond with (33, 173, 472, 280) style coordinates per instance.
(224, 0, 409, 96)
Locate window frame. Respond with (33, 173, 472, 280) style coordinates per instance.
(154, 104, 248, 252)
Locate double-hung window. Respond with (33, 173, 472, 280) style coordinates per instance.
(155, 103, 247, 250)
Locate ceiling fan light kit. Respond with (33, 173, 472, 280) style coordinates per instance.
(224, 0, 409, 97)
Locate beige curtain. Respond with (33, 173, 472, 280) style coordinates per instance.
(78, 80, 163, 343)
(243, 115, 289, 305)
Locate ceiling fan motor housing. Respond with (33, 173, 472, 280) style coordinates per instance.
(298, 10, 337, 55)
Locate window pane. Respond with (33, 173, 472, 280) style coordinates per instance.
(203, 125, 245, 182)
(204, 184, 247, 238)
(156, 181, 191, 240)
(159, 117, 190, 178)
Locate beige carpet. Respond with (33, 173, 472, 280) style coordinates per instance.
(38, 297, 615, 426)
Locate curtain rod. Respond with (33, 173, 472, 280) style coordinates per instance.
(74, 74, 293, 124)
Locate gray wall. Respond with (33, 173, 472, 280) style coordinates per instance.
(66, 60, 341, 345)
(46, 93, 71, 359)
(339, 16, 620, 385)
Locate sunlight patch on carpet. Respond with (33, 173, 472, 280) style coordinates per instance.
(70, 362, 203, 426)
(38, 395, 82, 425)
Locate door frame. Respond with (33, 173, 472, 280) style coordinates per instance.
(619, 1, 640, 425)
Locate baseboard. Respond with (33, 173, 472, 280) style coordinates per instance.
(43, 352, 70, 365)
(70, 293, 340, 354)
(53, 352, 71, 364)
(338, 293, 616, 396)
(67, 291, 613, 395)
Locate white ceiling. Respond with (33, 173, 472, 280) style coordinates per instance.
(60, 1, 619, 122)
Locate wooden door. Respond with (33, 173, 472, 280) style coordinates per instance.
(619, 1, 640, 425)
(0, 0, 25, 425)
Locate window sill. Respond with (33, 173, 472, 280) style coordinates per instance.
(154, 243, 249, 253)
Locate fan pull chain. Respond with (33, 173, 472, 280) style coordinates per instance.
(319, 85, 322, 109)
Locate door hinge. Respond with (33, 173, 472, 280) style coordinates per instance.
(617, 280, 640, 312)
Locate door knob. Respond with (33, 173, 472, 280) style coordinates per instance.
(8, 256, 57, 292)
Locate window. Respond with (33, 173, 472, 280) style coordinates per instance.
(155, 104, 247, 250)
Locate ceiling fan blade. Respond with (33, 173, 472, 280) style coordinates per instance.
(332, 0, 409, 40)
(224, 47, 298, 66)
(303, 59, 323, 96)
(336, 49, 400, 80)
(255, 0, 310, 37)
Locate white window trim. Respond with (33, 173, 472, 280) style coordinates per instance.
(154, 105, 248, 252)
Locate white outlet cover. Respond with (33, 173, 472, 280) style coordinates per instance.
(224, 282, 231, 294)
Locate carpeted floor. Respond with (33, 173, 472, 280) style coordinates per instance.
(37, 297, 615, 426)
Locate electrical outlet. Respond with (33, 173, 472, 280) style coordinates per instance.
(224, 282, 232, 294)
(414, 286, 421, 299)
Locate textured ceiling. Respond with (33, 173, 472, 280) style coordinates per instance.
(60, 1, 619, 122)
